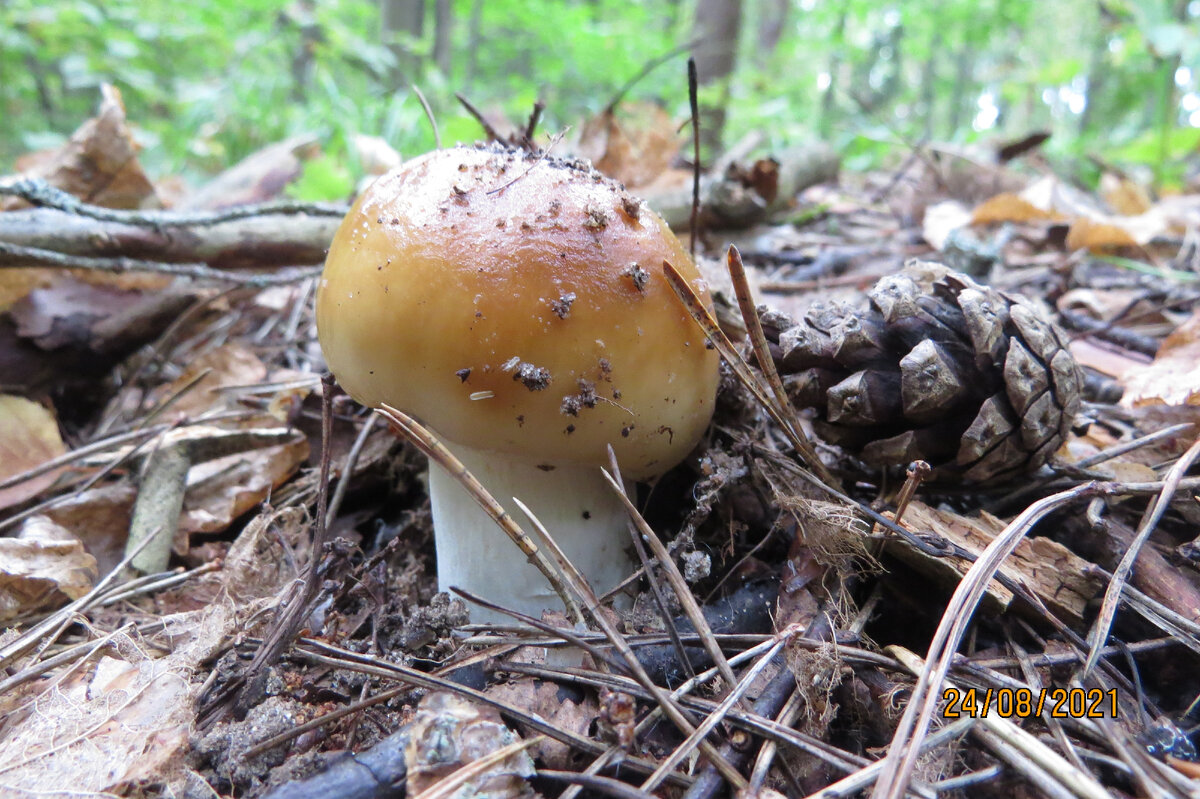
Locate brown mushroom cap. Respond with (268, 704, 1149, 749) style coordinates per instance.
(317, 144, 719, 479)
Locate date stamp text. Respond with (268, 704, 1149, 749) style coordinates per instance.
(942, 687, 1117, 719)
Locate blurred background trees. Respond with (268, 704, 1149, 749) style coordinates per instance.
(1, 0, 1197, 193)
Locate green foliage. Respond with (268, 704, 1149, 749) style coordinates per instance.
(1, 0, 1197, 190)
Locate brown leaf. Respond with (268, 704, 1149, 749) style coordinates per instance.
(485, 669, 598, 769)
(151, 342, 269, 419)
(405, 692, 535, 798)
(0, 516, 97, 621)
(10, 278, 146, 350)
(971, 192, 1060, 225)
(177, 135, 319, 210)
(0, 396, 66, 511)
(577, 103, 680, 188)
(180, 437, 310, 535)
(1, 84, 156, 212)
(1121, 308, 1200, 407)
(1099, 173, 1153, 216)
(1067, 338, 1149, 380)
(1064, 217, 1140, 252)
(41, 484, 135, 578)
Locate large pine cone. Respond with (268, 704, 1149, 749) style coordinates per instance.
(764, 262, 1082, 482)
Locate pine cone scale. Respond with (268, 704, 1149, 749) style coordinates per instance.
(767, 262, 1083, 482)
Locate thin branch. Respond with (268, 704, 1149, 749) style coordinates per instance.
(0, 176, 346, 225)
(0, 241, 320, 285)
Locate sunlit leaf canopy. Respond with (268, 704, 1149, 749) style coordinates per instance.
(1, 0, 1197, 190)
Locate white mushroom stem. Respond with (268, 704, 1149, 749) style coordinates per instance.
(428, 446, 636, 626)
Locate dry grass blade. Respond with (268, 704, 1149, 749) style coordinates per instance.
(295, 639, 693, 788)
(871, 482, 1107, 799)
(451, 586, 628, 673)
(662, 259, 838, 486)
(512, 658, 872, 775)
(0, 524, 167, 672)
(511, 499, 749, 791)
(599, 467, 742, 691)
(748, 688, 805, 793)
(887, 647, 1111, 799)
(413, 736, 543, 799)
(606, 445, 695, 683)
(802, 718, 974, 799)
(724, 244, 833, 485)
(641, 636, 788, 791)
(1083, 435, 1200, 676)
(374, 403, 581, 624)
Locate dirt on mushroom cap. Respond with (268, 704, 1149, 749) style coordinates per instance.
(316, 144, 720, 479)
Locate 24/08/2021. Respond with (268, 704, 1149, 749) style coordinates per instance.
(942, 687, 1117, 719)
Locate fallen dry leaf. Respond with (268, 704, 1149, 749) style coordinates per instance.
(971, 192, 1060, 225)
(1100, 173, 1153, 216)
(180, 437, 310, 535)
(485, 656, 598, 769)
(406, 692, 535, 799)
(177, 134, 319, 210)
(1, 83, 156, 212)
(0, 395, 66, 511)
(0, 508, 300, 794)
(151, 342, 269, 419)
(0, 516, 97, 622)
(1121, 308, 1200, 407)
(577, 102, 680, 189)
(41, 484, 135, 578)
(1067, 339, 1150, 380)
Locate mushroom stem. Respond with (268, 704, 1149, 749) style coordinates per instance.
(428, 446, 635, 625)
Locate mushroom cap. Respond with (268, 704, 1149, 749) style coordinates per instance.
(316, 144, 719, 479)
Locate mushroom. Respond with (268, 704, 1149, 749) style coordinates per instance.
(316, 144, 720, 623)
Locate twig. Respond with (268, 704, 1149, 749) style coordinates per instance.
(642, 637, 789, 792)
(539, 771, 658, 799)
(725, 245, 834, 486)
(511, 499, 749, 791)
(412, 84, 441, 150)
(600, 467, 744, 691)
(603, 38, 705, 114)
(870, 483, 1109, 799)
(1083, 435, 1200, 677)
(325, 413, 378, 528)
(220, 375, 337, 721)
(0, 240, 321, 285)
(663, 259, 838, 486)
(606, 445, 695, 682)
(454, 92, 505, 142)
(521, 101, 545, 148)
(803, 719, 975, 799)
(0, 176, 347, 225)
(125, 438, 190, 575)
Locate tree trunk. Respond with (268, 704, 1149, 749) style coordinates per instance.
(690, 0, 742, 161)
(946, 45, 974, 135)
(755, 0, 788, 61)
(464, 0, 484, 88)
(433, 0, 452, 75)
(819, 11, 847, 137)
(380, 0, 424, 89)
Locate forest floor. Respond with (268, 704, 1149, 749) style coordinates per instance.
(2, 88, 1200, 798)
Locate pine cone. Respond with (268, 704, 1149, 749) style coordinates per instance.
(765, 262, 1082, 482)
